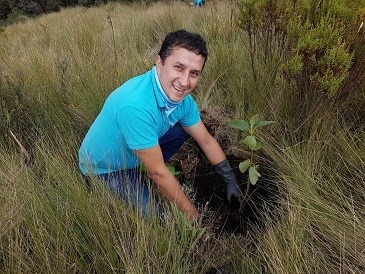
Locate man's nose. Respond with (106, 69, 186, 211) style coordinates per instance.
(179, 72, 189, 86)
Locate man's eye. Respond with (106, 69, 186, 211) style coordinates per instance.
(175, 66, 183, 71)
(191, 72, 200, 77)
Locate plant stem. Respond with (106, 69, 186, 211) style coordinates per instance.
(107, 14, 118, 78)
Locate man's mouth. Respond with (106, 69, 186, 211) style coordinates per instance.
(173, 84, 187, 93)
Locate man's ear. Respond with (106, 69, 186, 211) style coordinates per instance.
(156, 55, 162, 68)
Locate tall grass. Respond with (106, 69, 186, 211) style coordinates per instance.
(0, 0, 364, 273)
(253, 110, 365, 273)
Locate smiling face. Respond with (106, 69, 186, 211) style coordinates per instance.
(156, 47, 205, 102)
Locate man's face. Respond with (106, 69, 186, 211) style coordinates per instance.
(156, 47, 205, 102)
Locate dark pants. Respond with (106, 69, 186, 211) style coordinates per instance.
(98, 123, 190, 217)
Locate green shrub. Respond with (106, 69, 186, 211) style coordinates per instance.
(237, 0, 361, 97)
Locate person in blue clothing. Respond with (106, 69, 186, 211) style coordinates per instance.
(194, 0, 203, 7)
(79, 29, 241, 222)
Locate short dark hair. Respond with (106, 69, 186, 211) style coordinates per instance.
(158, 29, 208, 67)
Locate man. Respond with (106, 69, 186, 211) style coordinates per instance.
(193, 0, 203, 7)
(79, 29, 241, 221)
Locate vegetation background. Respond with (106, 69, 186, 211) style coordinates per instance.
(1, 0, 365, 273)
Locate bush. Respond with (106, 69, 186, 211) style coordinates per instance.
(237, 0, 364, 98)
(0, 0, 12, 21)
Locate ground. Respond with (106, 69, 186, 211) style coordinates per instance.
(170, 108, 281, 235)
(175, 152, 280, 235)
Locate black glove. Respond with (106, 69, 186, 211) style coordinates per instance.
(214, 159, 242, 203)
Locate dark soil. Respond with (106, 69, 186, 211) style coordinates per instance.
(172, 108, 281, 236)
(176, 152, 281, 236)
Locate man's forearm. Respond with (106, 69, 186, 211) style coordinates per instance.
(134, 146, 199, 221)
(200, 135, 226, 165)
(150, 170, 199, 221)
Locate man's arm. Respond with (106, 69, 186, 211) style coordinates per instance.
(183, 121, 226, 164)
(183, 121, 242, 203)
(133, 146, 199, 221)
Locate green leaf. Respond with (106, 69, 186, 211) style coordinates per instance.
(239, 159, 251, 173)
(167, 165, 180, 176)
(249, 115, 260, 127)
(249, 166, 261, 185)
(228, 120, 249, 132)
(251, 141, 262, 151)
(256, 120, 275, 127)
(242, 135, 257, 150)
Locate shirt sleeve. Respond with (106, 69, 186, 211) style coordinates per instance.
(116, 106, 159, 150)
(179, 95, 201, 127)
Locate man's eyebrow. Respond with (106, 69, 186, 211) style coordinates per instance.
(188, 65, 202, 72)
(190, 68, 202, 74)
(175, 61, 202, 73)
(174, 61, 185, 66)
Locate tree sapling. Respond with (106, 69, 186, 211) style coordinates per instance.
(228, 115, 274, 187)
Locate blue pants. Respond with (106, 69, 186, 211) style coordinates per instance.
(98, 123, 190, 217)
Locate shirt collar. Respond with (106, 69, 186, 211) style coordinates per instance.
(152, 66, 183, 109)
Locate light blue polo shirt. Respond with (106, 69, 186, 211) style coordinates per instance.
(79, 66, 201, 175)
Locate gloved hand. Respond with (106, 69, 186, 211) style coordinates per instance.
(214, 159, 242, 203)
